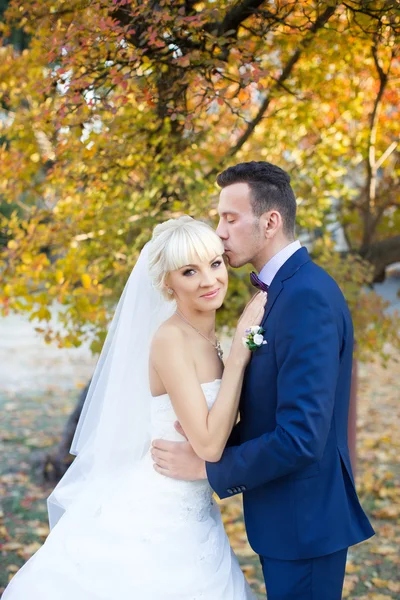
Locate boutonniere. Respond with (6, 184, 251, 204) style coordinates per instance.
(242, 326, 267, 352)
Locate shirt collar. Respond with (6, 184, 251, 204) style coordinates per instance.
(258, 241, 302, 287)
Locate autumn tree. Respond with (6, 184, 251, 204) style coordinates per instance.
(0, 0, 400, 478)
(0, 1, 399, 475)
(1, 0, 398, 347)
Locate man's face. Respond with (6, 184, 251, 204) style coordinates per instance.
(216, 183, 265, 268)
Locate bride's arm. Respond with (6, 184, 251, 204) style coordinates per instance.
(151, 292, 266, 462)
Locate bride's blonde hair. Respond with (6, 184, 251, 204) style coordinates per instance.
(148, 215, 224, 300)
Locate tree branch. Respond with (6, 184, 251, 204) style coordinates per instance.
(375, 139, 399, 171)
(360, 235, 400, 282)
(343, 0, 400, 34)
(363, 39, 390, 247)
(215, 0, 267, 36)
(227, 4, 337, 158)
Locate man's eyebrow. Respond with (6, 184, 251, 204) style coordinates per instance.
(219, 210, 240, 216)
(180, 256, 220, 269)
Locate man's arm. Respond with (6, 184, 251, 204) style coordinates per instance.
(206, 287, 341, 499)
(151, 420, 242, 481)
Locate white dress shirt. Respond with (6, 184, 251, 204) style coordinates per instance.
(258, 241, 302, 287)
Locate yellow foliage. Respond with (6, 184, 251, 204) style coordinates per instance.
(0, 0, 398, 355)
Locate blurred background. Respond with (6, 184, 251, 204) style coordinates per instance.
(0, 1, 399, 598)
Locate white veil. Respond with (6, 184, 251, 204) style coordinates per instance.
(47, 243, 175, 529)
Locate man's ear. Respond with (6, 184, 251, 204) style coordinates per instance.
(264, 210, 282, 238)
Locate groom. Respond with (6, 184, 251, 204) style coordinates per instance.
(152, 161, 374, 599)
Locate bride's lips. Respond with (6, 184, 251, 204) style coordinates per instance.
(200, 288, 220, 299)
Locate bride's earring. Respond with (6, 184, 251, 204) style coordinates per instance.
(167, 288, 174, 295)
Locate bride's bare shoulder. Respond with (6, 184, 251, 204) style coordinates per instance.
(150, 319, 197, 386)
(151, 318, 188, 354)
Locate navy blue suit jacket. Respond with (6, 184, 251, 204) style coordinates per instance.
(207, 248, 374, 560)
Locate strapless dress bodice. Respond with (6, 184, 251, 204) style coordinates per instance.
(150, 378, 222, 441)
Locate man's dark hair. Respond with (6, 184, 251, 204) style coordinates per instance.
(216, 161, 296, 238)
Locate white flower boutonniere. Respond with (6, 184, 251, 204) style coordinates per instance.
(242, 326, 267, 352)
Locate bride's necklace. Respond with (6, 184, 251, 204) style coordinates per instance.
(175, 311, 224, 361)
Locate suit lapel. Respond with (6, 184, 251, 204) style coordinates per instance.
(261, 247, 311, 328)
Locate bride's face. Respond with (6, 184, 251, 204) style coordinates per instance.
(166, 254, 228, 312)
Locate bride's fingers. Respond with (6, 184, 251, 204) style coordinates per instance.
(248, 303, 267, 326)
(257, 291, 268, 305)
(248, 293, 267, 320)
(240, 291, 262, 314)
(249, 291, 267, 310)
(246, 291, 264, 310)
(238, 292, 265, 324)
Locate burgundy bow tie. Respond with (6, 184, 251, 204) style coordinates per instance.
(250, 272, 269, 293)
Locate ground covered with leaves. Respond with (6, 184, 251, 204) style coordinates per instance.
(1, 353, 399, 598)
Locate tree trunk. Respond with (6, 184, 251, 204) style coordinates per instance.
(41, 381, 90, 483)
(361, 235, 400, 283)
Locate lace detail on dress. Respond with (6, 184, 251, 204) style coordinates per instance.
(178, 483, 214, 523)
(198, 521, 220, 563)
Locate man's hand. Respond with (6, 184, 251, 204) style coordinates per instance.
(151, 423, 207, 481)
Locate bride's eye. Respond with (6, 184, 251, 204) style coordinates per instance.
(182, 268, 196, 276)
(212, 260, 222, 268)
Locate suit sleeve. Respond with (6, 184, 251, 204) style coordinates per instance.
(206, 287, 341, 499)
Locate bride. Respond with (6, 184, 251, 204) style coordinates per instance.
(2, 216, 266, 599)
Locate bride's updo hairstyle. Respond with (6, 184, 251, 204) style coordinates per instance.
(148, 215, 224, 301)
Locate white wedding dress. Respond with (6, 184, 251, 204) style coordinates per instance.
(2, 379, 255, 600)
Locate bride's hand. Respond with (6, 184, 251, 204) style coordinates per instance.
(231, 291, 268, 365)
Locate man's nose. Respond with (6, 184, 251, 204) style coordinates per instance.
(216, 220, 227, 240)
